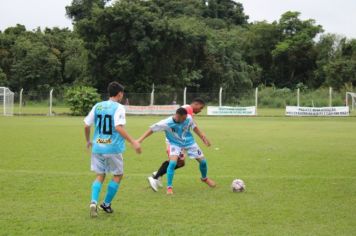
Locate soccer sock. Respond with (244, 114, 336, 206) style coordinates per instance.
(154, 160, 184, 179)
(166, 160, 177, 188)
(104, 180, 120, 205)
(199, 159, 208, 179)
(154, 161, 169, 179)
(91, 180, 102, 204)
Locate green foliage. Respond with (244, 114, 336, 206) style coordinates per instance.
(10, 35, 62, 93)
(0, 68, 7, 86)
(203, 0, 249, 26)
(325, 59, 356, 89)
(271, 11, 323, 88)
(0, 1, 355, 94)
(66, 0, 254, 93)
(321, 38, 356, 89)
(0, 25, 90, 94)
(65, 86, 100, 116)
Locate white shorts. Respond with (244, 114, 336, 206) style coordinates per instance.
(91, 153, 123, 175)
(166, 140, 185, 160)
(168, 143, 204, 159)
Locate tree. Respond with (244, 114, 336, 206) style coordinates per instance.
(66, 0, 108, 22)
(0, 25, 90, 94)
(242, 21, 281, 86)
(271, 11, 323, 88)
(66, 0, 255, 93)
(314, 34, 340, 87)
(10, 36, 62, 93)
(203, 0, 248, 26)
(65, 86, 101, 115)
(323, 38, 356, 89)
(0, 68, 7, 86)
(324, 59, 356, 89)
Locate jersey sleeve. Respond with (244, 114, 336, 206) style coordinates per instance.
(188, 115, 196, 129)
(150, 119, 169, 132)
(182, 105, 194, 116)
(114, 106, 126, 126)
(84, 106, 96, 126)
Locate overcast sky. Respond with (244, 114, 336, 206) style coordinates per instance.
(0, 0, 355, 38)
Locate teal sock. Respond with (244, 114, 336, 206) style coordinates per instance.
(91, 180, 102, 204)
(104, 180, 120, 205)
(167, 160, 177, 187)
(199, 159, 207, 179)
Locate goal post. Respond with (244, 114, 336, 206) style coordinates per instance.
(346, 92, 356, 111)
(0, 87, 14, 116)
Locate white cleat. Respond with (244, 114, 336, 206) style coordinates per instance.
(90, 203, 98, 217)
(147, 176, 159, 192)
(152, 171, 163, 188)
(156, 178, 163, 188)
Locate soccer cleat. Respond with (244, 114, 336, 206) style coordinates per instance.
(166, 187, 173, 195)
(156, 178, 163, 188)
(201, 178, 216, 188)
(152, 171, 163, 188)
(100, 203, 114, 213)
(148, 176, 159, 192)
(90, 202, 98, 217)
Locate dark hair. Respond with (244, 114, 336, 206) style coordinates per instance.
(192, 98, 205, 105)
(108, 82, 124, 97)
(176, 107, 188, 116)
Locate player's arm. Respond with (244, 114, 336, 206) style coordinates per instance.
(84, 106, 95, 149)
(114, 107, 141, 154)
(193, 125, 211, 147)
(115, 125, 141, 154)
(84, 125, 92, 149)
(137, 119, 168, 143)
(137, 129, 153, 143)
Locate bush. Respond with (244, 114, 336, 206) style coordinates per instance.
(65, 86, 101, 116)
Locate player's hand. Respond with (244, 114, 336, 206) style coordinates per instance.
(201, 135, 211, 147)
(132, 140, 142, 154)
(86, 141, 92, 150)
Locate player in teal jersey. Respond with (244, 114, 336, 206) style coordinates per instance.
(84, 82, 141, 217)
(137, 108, 215, 195)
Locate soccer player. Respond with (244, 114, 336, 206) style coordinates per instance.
(147, 98, 206, 191)
(137, 107, 215, 195)
(84, 82, 141, 217)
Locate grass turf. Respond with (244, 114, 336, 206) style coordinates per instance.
(0, 115, 355, 235)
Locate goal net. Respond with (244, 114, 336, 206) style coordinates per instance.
(346, 92, 356, 111)
(0, 87, 14, 116)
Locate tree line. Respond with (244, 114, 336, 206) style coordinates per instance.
(0, 0, 355, 96)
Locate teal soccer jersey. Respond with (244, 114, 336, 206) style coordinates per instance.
(84, 100, 126, 154)
(150, 115, 196, 147)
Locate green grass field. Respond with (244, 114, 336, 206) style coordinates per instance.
(0, 115, 355, 235)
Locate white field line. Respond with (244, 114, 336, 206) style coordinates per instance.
(0, 169, 355, 179)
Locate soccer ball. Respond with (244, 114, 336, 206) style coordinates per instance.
(231, 179, 245, 192)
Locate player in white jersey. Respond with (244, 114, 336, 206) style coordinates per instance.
(138, 108, 216, 195)
(84, 82, 141, 217)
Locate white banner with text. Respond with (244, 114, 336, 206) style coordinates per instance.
(285, 106, 349, 116)
(207, 106, 257, 116)
(125, 105, 180, 115)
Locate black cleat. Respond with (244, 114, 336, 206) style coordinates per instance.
(100, 203, 114, 213)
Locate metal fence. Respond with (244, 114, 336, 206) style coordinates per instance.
(3, 86, 355, 116)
